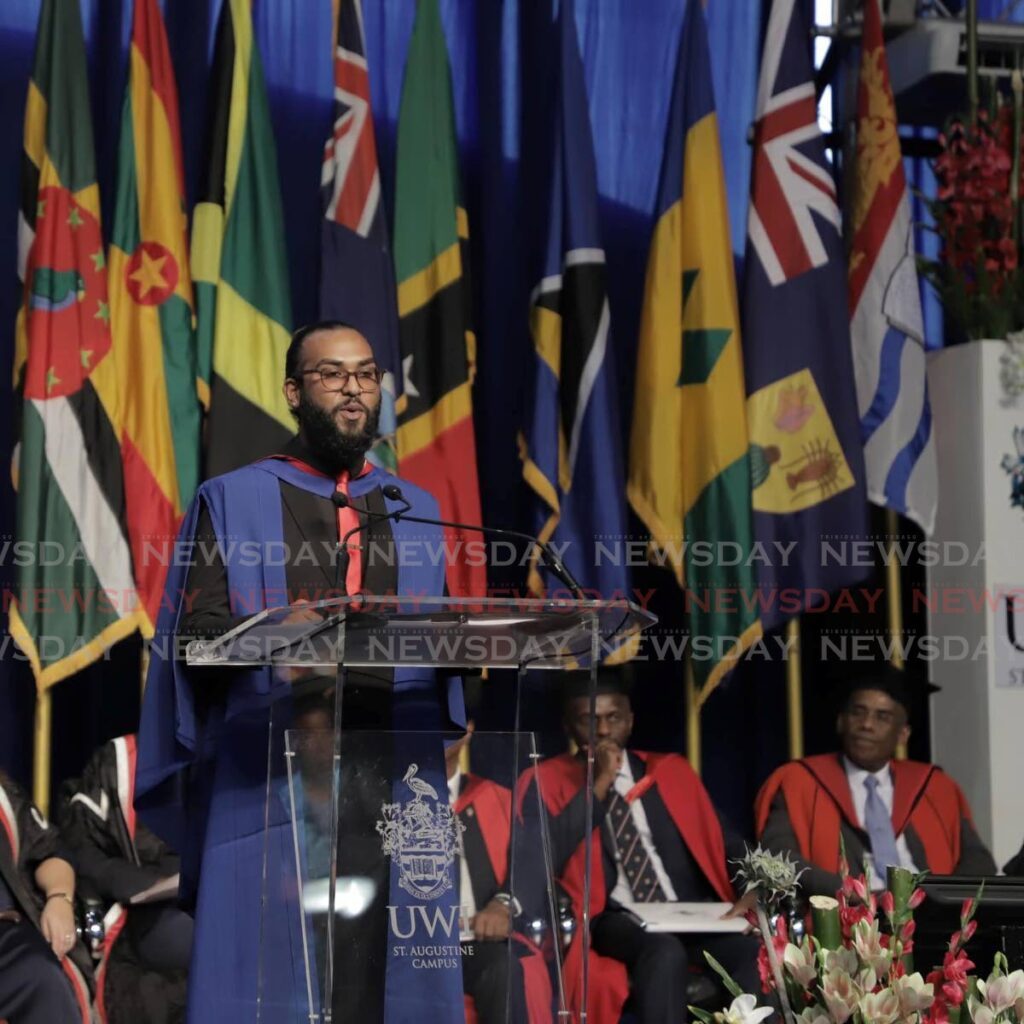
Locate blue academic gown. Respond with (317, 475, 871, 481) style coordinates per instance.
(135, 459, 465, 1024)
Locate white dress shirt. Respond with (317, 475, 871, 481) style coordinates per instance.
(607, 755, 678, 907)
(448, 770, 477, 921)
(843, 756, 918, 889)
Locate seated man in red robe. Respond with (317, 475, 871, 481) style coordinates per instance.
(755, 665, 996, 896)
(445, 726, 552, 1024)
(524, 671, 759, 1024)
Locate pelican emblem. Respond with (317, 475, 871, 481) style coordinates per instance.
(377, 762, 463, 901)
(402, 763, 439, 802)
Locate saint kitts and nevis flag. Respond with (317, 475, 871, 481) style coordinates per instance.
(519, 0, 633, 618)
(627, 0, 761, 701)
(11, 0, 142, 688)
(320, 0, 403, 471)
(192, 0, 294, 478)
(848, 0, 936, 535)
(741, 0, 869, 633)
(109, 0, 203, 636)
(393, 0, 486, 598)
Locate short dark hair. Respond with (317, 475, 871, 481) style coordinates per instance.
(284, 319, 365, 381)
(561, 665, 634, 710)
(839, 664, 913, 716)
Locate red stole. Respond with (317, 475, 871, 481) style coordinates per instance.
(530, 751, 735, 1020)
(754, 754, 970, 875)
(455, 775, 553, 1024)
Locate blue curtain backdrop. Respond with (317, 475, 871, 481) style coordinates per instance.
(5, 0, 1007, 823)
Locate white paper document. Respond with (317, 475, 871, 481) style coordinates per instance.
(625, 901, 749, 933)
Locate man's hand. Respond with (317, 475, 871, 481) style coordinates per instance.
(721, 889, 758, 932)
(592, 740, 623, 800)
(39, 896, 76, 959)
(470, 899, 511, 941)
(281, 600, 322, 627)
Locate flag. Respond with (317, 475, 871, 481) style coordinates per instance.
(627, 0, 761, 699)
(320, 0, 402, 471)
(518, 0, 632, 611)
(192, 0, 293, 477)
(849, 0, 936, 535)
(742, 0, 869, 633)
(393, 0, 486, 598)
(10, 0, 141, 688)
(109, 0, 202, 636)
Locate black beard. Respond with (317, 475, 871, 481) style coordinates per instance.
(297, 390, 381, 475)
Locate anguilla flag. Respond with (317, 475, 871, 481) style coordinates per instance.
(320, 0, 402, 471)
(848, 0, 936, 534)
(742, 0, 869, 633)
(628, 0, 761, 700)
(519, 0, 632, 608)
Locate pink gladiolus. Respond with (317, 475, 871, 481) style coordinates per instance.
(880, 891, 895, 915)
(901, 921, 916, 942)
(908, 889, 926, 910)
(961, 920, 977, 944)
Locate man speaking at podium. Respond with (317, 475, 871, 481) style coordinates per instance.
(135, 322, 466, 1023)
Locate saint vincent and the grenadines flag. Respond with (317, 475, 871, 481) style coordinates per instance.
(11, 0, 142, 688)
(393, 0, 486, 598)
(627, 0, 761, 700)
(109, 0, 202, 636)
(519, 0, 632, 615)
(192, 0, 295, 478)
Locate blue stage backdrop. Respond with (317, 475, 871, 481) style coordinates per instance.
(0, 0, 1007, 824)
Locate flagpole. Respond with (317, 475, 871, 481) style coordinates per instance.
(33, 690, 52, 815)
(885, 508, 909, 760)
(686, 656, 701, 775)
(786, 618, 803, 760)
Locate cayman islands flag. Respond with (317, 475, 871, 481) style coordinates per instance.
(320, 0, 402, 470)
(519, 0, 632, 612)
(628, 0, 761, 701)
(849, 0, 936, 534)
(742, 0, 869, 633)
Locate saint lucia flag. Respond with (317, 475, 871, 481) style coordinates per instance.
(519, 0, 632, 612)
(848, 0, 936, 534)
(628, 0, 761, 700)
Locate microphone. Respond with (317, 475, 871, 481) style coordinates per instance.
(359, 484, 586, 600)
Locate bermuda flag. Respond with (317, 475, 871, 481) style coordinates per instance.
(848, 0, 936, 534)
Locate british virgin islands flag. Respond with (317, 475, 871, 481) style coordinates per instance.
(519, 0, 631, 611)
(628, 0, 761, 700)
(742, 0, 869, 633)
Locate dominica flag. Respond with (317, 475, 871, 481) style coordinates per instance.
(393, 0, 486, 598)
(192, 0, 294, 477)
(627, 0, 761, 701)
(320, 0, 403, 471)
(11, 0, 141, 689)
(109, 0, 202, 635)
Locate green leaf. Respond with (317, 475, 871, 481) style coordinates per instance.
(688, 1007, 717, 1024)
(704, 951, 746, 1000)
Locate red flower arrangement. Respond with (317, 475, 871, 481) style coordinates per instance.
(922, 100, 1024, 339)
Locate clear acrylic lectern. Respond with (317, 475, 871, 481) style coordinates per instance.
(187, 596, 657, 1023)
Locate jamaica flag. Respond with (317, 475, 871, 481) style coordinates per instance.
(192, 0, 294, 477)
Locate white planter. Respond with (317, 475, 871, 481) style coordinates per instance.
(927, 338, 1024, 869)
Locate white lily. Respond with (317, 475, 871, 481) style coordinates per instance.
(823, 948, 859, 977)
(712, 993, 775, 1024)
(822, 971, 862, 1024)
(979, 972, 1024, 1015)
(892, 972, 935, 1017)
(784, 941, 818, 989)
(851, 919, 892, 976)
(857, 988, 901, 1024)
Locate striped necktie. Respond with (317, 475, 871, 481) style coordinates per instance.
(606, 789, 667, 902)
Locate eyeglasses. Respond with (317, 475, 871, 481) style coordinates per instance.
(296, 366, 382, 392)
